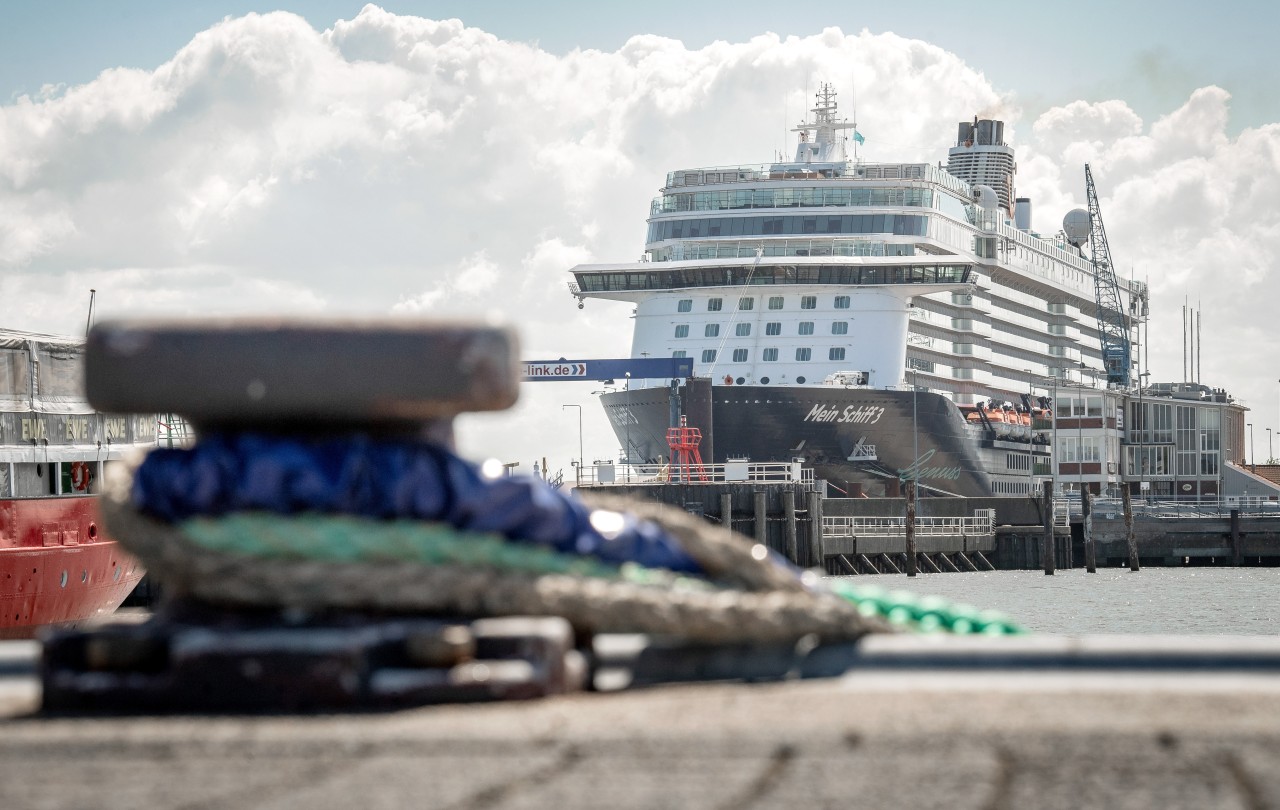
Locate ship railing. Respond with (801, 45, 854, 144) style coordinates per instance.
(574, 461, 813, 487)
(823, 509, 996, 539)
(661, 162, 961, 191)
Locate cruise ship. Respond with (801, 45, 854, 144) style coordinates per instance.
(568, 84, 1150, 498)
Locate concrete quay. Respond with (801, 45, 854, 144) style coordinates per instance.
(3, 635, 1280, 809)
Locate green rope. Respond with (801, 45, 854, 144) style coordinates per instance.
(826, 580, 1026, 635)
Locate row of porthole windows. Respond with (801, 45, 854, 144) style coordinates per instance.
(674, 348, 848, 363)
(677, 295, 850, 313)
(675, 321, 849, 338)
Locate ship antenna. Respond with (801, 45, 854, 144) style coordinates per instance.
(84, 289, 96, 337)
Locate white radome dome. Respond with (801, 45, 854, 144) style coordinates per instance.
(1063, 208, 1091, 247)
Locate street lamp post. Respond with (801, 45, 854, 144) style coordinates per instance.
(1248, 423, 1255, 473)
(562, 404, 583, 486)
(1269, 428, 1274, 466)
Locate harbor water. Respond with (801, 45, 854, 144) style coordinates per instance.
(837, 568, 1280, 635)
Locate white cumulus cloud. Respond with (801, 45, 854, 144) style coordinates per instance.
(1, 6, 1277, 470)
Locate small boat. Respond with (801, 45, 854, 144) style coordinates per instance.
(0, 329, 153, 638)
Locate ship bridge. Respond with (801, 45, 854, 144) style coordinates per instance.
(570, 258, 973, 303)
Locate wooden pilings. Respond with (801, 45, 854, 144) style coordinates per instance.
(1083, 489, 1097, 573)
(1124, 487, 1139, 572)
(753, 491, 767, 545)
(783, 490, 798, 565)
(1041, 480, 1055, 575)
(1231, 508, 1242, 568)
(807, 490, 824, 569)
(904, 480, 918, 577)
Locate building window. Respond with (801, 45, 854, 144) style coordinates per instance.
(765, 322, 782, 336)
(829, 348, 846, 361)
(798, 322, 815, 335)
(701, 349, 717, 363)
(735, 323, 751, 337)
(674, 325, 689, 338)
(768, 296, 784, 310)
(907, 357, 935, 372)
(738, 297, 754, 311)
(677, 299, 692, 313)
(831, 322, 848, 335)
(796, 348, 812, 361)
(705, 324, 720, 337)
(800, 296, 817, 310)
(732, 348, 749, 362)
(763, 348, 779, 361)
(834, 296, 850, 309)
(708, 298, 723, 311)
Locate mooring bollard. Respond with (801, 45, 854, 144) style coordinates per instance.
(1041, 480, 1055, 575)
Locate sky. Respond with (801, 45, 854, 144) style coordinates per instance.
(2, 1, 1278, 473)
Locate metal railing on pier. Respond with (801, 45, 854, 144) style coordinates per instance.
(823, 509, 996, 540)
(1055, 496, 1280, 521)
(574, 461, 813, 487)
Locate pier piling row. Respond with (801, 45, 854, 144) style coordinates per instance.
(588, 481, 1280, 573)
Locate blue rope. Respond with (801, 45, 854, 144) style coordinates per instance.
(132, 433, 709, 574)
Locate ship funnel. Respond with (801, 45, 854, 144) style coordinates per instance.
(1015, 197, 1032, 231)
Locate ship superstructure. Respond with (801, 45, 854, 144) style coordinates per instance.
(569, 84, 1149, 498)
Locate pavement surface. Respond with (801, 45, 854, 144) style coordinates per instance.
(3, 633, 1280, 809)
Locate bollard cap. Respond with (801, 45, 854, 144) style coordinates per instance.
(86, 318, 520, 426)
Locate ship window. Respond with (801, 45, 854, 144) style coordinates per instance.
(672, 351, 687, 358)
(674, 325, 689, 338)
(760, 376, 770, 384)
(798, 322, 815, 336)
(765, 322, 782, 336)
(735, 323, 751, 337)
(768, 296, 784, 310)
(732, 348, 749, 362)
(677, 299, 692, 313)
(796, 348, 812, 361)
(831, 322, 848, 335)
(763, 348, 779, 362)
(704, 324, 720, 338)
(708, 298, 723, 311)
(800, 296, 817, 310)
(738, 297, 754, 311)
(796, 376, 807, 384)
(829, 348, 846, 361)
(701, 349, 717, 363)
(834, 296, 850, 309)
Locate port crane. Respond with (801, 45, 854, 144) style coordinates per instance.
(1084, 164, 1133, 388)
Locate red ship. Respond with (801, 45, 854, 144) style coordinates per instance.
(1, 329, 156, 639)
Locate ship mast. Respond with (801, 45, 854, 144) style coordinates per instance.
(789, 83, 855, 164)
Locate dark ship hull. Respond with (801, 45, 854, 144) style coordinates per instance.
(600, 381, 1048, 498)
